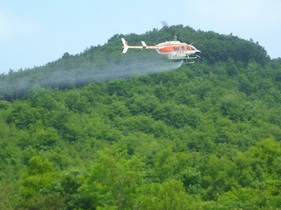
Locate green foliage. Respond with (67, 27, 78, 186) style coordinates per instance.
(0, 26, 280, 209)
(78, 148, 144, 209)
(136, 179, 196, 210)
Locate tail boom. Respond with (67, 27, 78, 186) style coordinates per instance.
(121, 38, 156, 53)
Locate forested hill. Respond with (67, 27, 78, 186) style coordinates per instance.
(1, 25, 281, 209)
(0, 25, 271, 100)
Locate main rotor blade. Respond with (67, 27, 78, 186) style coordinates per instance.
(160, 21, 184, 42)
(160, 21, 169, 27)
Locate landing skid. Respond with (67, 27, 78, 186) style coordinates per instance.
(168, 55, 200, 64)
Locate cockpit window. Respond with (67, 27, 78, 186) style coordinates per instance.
(191, 46, 197, 50)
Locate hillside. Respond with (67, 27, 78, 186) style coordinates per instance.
(0, 25, 270, 100)
(0, 25, 281, 209)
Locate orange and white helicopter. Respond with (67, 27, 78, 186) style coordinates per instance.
(121, 36, 201, 64)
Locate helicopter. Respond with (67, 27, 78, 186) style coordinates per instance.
(121, 31, 201, 64)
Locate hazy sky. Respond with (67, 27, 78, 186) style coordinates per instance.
(1, 0, 280, 74)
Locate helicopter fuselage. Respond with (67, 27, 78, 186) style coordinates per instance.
(155, 41, 200, 60)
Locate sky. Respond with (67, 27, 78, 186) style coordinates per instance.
(1, 0, 280, 74)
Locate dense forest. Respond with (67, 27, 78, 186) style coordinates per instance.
(0, 25, 281, 209)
